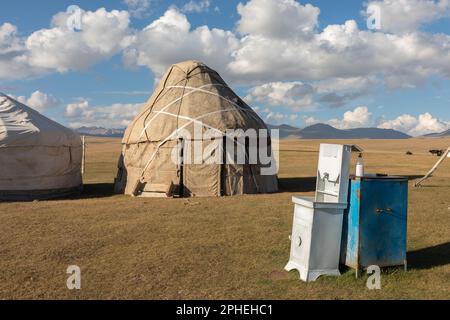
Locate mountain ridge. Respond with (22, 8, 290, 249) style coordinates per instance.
(423, 129, 450, 138)
(268, 123, 411, 139)
(75, 126, 125, 138)
(75, 123, 412, 139)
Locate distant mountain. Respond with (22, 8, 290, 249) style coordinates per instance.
(75, 123, 411, 139)
(423, 129, 450, 138)
(75, 126, 125, 138)
(267, 124, 303, 138)
(268, 123, 411, 139)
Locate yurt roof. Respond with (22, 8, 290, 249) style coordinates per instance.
(123, 60, 267, 144)
(0, 93, 80, 148)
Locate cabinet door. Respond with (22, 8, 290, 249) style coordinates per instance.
(291, 218, 312, 268)
(360, 180, 408, 267)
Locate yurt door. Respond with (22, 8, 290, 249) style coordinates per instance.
(182, 139, 221, 197)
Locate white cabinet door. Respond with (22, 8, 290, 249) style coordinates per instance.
(291, 219, 312, 268)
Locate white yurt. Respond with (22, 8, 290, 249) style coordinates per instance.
(0, 93, 82, 200)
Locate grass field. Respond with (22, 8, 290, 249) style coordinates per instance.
(0, 137, 449, 300)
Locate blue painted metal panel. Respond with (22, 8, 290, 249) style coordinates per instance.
(340, 180, 361, 268)
(341, 177, 408, 270)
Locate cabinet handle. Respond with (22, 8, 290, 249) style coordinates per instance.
(376, 208, 393, 214)
(296, 236, 302, 247)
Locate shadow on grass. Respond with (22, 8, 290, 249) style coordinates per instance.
(78, 183, 116, 199)
(408, 242, 450, 270)
(403, 175, 426, 181)
(278, 175, 425, 194)
(0, 183, 116, 202)
(278, 177, 316, 193)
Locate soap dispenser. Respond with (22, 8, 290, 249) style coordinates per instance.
(356, 153, 364, 177)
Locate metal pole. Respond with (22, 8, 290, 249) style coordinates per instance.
(415, 146, 450, 187)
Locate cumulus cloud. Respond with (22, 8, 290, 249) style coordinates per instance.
(181, 0, 211, 13)
(229, 17, 450, 88)
(0, 23, 45, 80)
(302, 115, 320, 126)
(328, 106, 373, 129)
(123, 0, 152, 18)
(264, 106, 374, 129)
(20, 91, 60, 113)
(303, 107, 449, 135)
(237, 0, 320, 38)
(122, 8, 239, 78)
(0, 8, 133, 80)
(245, 76, 376, 111)
(364, 0, 450, 34)
(3, 1, 450, 92)
(2, 1, 450, 130)
(245, 82, 315, 110)
(378, 112, 449, 135)
(297, 106, 373, 129)
(65, 99, 142, 128)
(9, 91, 60, 113)
(65, 99, 92, 118)
(264, 111, 299, 124)
(27, 8, 132, 72)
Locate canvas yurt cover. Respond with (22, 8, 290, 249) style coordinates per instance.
(115, 60, 278, 197)
(0, 93, 82, 200)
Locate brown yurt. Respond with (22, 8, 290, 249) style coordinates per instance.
(114, 60, 278, 197)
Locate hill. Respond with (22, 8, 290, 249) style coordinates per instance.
(76, 123, 411, 139)
(75, 126, 125, 138)
(268, 123, 411, 139)
(423, 129, 450, 138)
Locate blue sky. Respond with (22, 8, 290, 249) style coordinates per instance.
(1, 0, 449, 135)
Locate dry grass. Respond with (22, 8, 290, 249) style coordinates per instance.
(0, 137, 449, 300)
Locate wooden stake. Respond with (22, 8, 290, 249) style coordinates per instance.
(81, 135, 86, 176)
(415, 146, 450, 187)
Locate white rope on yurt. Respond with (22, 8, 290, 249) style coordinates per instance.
(134, 108, 261, 194)
(137, 83, 228, 141)
(126, 84, 225, 162)
(166, 85, 263, 126)
(132, 84, 266, 195)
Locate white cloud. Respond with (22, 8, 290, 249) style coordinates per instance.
(265, 111, 299, 124)
(123, 0, 152, 18)
(245, 82, 315, 110)
(237, 0, 320, 39)
(2, 2, 450, 94)
(123, 8, 239, 78)
(0, 23, 45, 80)
(27, 8, 132, 72)
(378, 112, 449, 135)
(364, 0, 450, 34)
(300, 107, 374, 129)
(301, 109, 449, 135)
(19, 91, 60, 113)
(65, 99, 142, 128)
(328, 106, 373, 129)
(314, 76, 377, 94)
(181, 0, 211, 13)
(302, 116, 320, 126)
(0, 9, 133, 80)
(8, 91, 60, 114)
(65, 99, 91, 118)
(229, 17, 450, 88)
(245, 77, 376, 111)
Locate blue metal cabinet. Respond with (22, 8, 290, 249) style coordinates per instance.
(340, 177, 408, 275)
